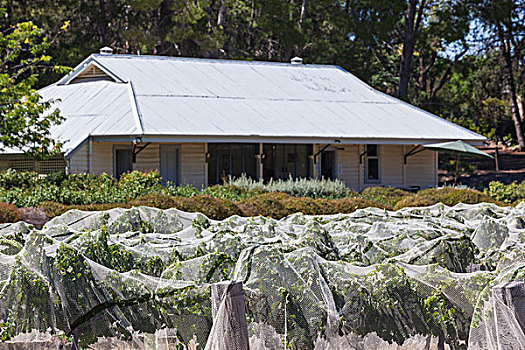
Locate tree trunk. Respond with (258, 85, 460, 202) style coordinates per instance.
(498, 24, 525, 151)
(398, 0, 420, 100)
(217, 0, 226, 26)
(517, 94, 525, 124)
(98, 0, 107, 44)
(300, 0, 308, 24)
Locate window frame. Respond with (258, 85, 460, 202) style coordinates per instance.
(364, 144, 381, 183)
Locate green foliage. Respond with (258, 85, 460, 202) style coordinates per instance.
(237, 192, 387, 219)
(484, 181, 525, 204)
(358, 187, 411, 207)
(0, 170, 162, 207)
(393, 187, 501, 210)
(228, 175, 352, 199)
(0, 18, 68, 158)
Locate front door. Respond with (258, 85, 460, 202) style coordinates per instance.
(160, 145, 181, 186)
(115, 149, 132, 179)
(321, 150, 336, 180)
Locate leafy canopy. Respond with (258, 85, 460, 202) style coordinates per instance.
(0, 14, 68, 159)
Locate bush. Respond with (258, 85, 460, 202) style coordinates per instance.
(39, 201, 69, 218)
(418, 187, 498, 206)
(164, 184, 199, 197)
(228, 175, 352, 199)
(201, 184, 264, 201)
(237, 192, 292, 218)
(238, 192, 387, 219)
(0, 169, 40, 189)
(484, 181, 525, 204)
(393, 196, 437, 210)
(131, 193, 179, 209)
(393, 187, 500, 210)
(0, 202, 21, 223)
(358, 187, 411, 207)
(331, 197, 391, 213)
(172, 195, 242, 220)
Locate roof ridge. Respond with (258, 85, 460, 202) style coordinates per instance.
(92, 53, 338, 69)
(126, 81, 144, 135)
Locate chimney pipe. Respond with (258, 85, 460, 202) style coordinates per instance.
(291, 56, 303, 65)
(99, 46, 113, 55)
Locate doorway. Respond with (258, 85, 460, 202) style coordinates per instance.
(321, 150, 336, 180)
(207, 143, 258, 185)
(114, 148, 133, 179)
(160, 145, 181, 186)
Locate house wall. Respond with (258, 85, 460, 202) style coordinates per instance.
(68, 141, 206, 187)
(181, 143, 206, 187)
(404, 147, 437, 188)
(322, 144, 436, 191)
(65, 141, 436, 190)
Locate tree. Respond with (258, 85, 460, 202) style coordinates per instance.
(0, 16, 67, 159)
(470, 0, 525, 150)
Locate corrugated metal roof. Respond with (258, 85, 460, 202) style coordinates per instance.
(34, 54, 486, 156)
(38, 81, 138, 155)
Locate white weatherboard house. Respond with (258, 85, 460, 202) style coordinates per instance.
(0, 49, 485, 190)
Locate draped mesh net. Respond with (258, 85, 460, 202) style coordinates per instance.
(0, 202, 524, 349)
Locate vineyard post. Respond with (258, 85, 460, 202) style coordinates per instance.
(492, 281, 525, 349)
(209, 281, 250, 350)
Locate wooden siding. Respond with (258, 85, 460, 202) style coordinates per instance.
(405, 148, 437, 188)
(70, 64, 113, 84)
(70, 142, 205, 185)
(91, 142, 114, 174)
(181, 143, 206, 187)
(380, 145, 404, 187)
(68, 142, 89, 173)
(68, 141, 435, 189)
(134, 144, 160, 172)
(337, 145, 359, 189)
(335, 144, 435, 190)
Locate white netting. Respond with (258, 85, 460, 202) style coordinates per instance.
(0, 202, 524, 349)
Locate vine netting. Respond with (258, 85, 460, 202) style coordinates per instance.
(0, 203, 524, 349)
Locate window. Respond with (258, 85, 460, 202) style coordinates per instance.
(207, 143, 258, 185)
(262, 144, 312, 181)
(364, 144, 380, 183)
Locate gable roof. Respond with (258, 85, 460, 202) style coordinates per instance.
(42, 54, 485, 156)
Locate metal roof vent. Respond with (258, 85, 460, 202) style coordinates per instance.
(291, 56, 303, 65)
(99, 46, 113, 55)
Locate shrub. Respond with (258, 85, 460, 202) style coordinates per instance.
(237, 192, 292, 218)
(484, 181, 525, 204)
(173, 195, 242, 220)
(118, 171, 163, 199)
(18, 207, 48, 228)
(358, 187, 411, 207)
(201, 184, 264, 201)
(0, 202, 21, 223)
(164, 184, 200, 197)
(393, 196, 437, 210)
(228, 175, 352, 199)
(238, 192, 387, 219)
(393, 187, 500, 210)
(418, 187, 498, 206)
(131, 193, 179, 209)
(331, 197, 391, 213)
(38, 201, 69, 218)
(0, 169, 39, 189)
